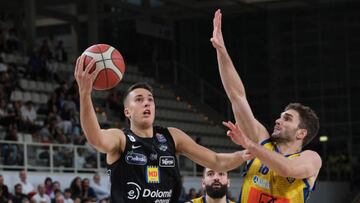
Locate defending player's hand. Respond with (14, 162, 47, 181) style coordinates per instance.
(74, 55, 101, 95)
(223, 121, 254, 149)
(240, 149, 255, 161)
(211, 9, 226, 51)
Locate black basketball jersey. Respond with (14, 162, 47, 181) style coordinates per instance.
(107, 126, 181, 203)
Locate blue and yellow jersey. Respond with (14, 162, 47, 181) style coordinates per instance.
(240, 139, 314, 203)
(190, 195, 235, 203)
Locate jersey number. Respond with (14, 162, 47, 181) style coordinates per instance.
(258, 164, 269, 175)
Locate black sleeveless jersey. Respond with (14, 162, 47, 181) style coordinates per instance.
(107, 126, 181, 203)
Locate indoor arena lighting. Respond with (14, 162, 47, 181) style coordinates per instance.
(319, 135, 328, 142)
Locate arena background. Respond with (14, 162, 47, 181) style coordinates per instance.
(0, 0, 359, 202)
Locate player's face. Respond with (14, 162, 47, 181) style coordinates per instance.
(125, 88, 155, 128)
(272, 109, 301, 142)
(202, 168, 229, 199)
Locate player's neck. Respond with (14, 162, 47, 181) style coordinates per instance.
(131, 125, 153, 138)
(277, 141, 302, 155)
(205, 195, 227, 203)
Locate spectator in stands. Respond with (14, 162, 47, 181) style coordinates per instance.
(59, 103, 73, 135)
(73, 196, 81, 203)
(91, 174, 109, 200)
(54, 40, 67, 62)
(20, 101, 38, 133)
(53, 189, 64, 203)
(0, 174, 10, 200)
(70, 177, 82, 200)
(63, 188, 73, 203)
(52, 181, 61, 195)
(178, 176, 187, 203)
(186, 188, 197, 201)
(39, 121, 53, 144)
(31, 184, 51, 203)
(39, 39, 52, 60)
(5, 28, 19, 53)
(81, 178, 96, 202)
(10, 184, 30, 203)
(0, 186, 11, 203)
(28, 49, 44, 80)
(44, 177, 54, 198)
(18, 170, 35, 196)
(0, 98, 11, 126)
(2, 124, 21, 165)
(105, 90, 124, 121)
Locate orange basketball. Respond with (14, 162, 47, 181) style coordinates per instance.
(82, 44, 125, 90)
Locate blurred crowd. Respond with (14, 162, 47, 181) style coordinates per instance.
(0, 170, 109, 203)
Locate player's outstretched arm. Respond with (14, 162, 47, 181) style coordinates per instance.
(224, 121, 322, 179)
(211, 9, 268, 143)
(169, 127, 253, 171)
(74, 55, 123, 154)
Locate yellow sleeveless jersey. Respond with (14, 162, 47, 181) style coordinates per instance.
(190, 195, 235, 203)
(240, 139, 314, 203)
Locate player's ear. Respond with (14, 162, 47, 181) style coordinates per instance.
(296, 129, 307, 140)
(124, 107, 130, 119)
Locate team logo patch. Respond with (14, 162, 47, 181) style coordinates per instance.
(146, 166, 160, 183)
(252, 175, 269, 189)
(156, 133, 167, 143)
(159, 156, 175, 167)
(159, 144, 168, 151)
(125, 152, 147, 165)
(286, 177, 295, 183)
(127, 134, 136, 142)
(150, 153, 158, 161)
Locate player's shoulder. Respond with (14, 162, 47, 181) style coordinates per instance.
(300, 150, 321, 160)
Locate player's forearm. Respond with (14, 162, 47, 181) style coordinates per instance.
(216, 49, 246, 100)
(247, 143, 292, 177)
(215, 151, 247, 171)
(80, 94, 102, 147)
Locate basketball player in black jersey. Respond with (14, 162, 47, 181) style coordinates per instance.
(74, 55, 253, 203)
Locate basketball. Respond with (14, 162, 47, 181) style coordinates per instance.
(81, 44, 125, 90)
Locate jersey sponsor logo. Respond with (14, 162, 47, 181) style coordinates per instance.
(150, 153, 158, 161)
(127, 134, 136, 142)
(159, 156, 175, 167)
(286, 177, 295, 183)
(248, 187, 290, 203)
(126, 152, 147, 165)
(147, 166, 160, 183)
(126, 182, 172, 200)
(127, 182, 141, 200)
(159, 144, 168, 151)
(156, 133, 167, 143)
(252, 175, 270, 189)
(132, 145, 142, 149)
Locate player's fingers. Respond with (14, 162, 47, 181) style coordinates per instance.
(223, 121, 232, 129)
(219, 12, 222, 30)
(79, 55, 85, 73)
(84, 59, 96, 75)
(74, 57, 80, 78)
(91, 63, 103, 80)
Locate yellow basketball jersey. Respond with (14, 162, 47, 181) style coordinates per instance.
(240, 139, 314, 203)
(190, 195, 235, 203)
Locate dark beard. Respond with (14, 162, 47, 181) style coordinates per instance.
(205, 184, 228, 199)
